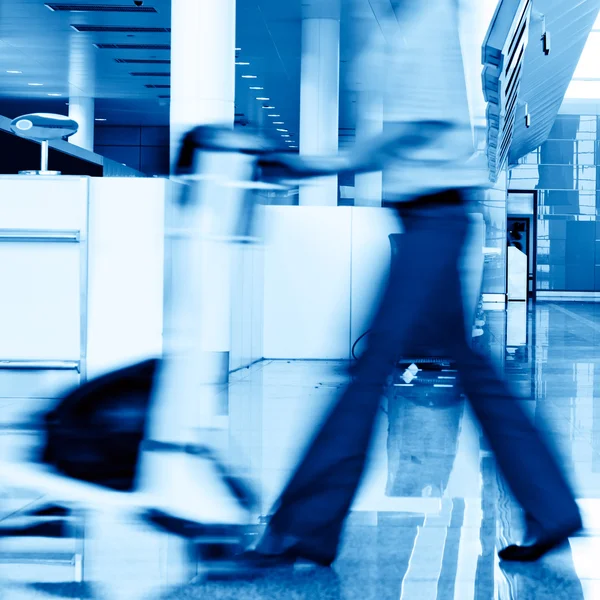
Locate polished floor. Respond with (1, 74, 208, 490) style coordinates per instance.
(1, 302, 600, 598)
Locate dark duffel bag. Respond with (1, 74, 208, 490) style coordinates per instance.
(40, 359, 159, 491)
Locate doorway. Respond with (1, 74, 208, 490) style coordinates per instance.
(506, 191, 537, 302)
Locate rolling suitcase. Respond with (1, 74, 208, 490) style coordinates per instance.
(0, 126, 276, 570)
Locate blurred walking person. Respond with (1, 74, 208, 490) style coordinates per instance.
(241, 0, 581, 569)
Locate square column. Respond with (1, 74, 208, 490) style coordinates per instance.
(299, 13, 341, 206)
(169, 0, 236, 166)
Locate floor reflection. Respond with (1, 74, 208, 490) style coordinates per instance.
(3, 303, 600, 598)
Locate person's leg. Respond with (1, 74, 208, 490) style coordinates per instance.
(253, 191, 470, 566)
(431, 211, 582, 559)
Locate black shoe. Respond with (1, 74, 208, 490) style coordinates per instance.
(498, 524, 582, 562)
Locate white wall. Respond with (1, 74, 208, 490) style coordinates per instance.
(0, 176, 263, 389)
(86, 178, 166, 378)
(350, 208, 403, 352)
(263, 206, 353, 359)
(263, 206, 401, 360)
(263, 206, 485, 360)
(0, 176, 88, 362)
(230, 242, 265, 371)
(88, 178, 265, 377)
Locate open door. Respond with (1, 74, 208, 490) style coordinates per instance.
(507, 191, 536, 301)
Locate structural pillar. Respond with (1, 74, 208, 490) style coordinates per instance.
(164, 0, 237, 431)
(354, 91, 383, 207)
(68, 97, 95, 152)
(299, 4, 341, 206)
(170, 0, 236, 166)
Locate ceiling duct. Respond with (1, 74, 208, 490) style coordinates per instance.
(115, 58, 170, 64)
(94, 43, 170, 50)
(482, 0, 532, 181)
(46, 3, 157, 12)
(72, 25, 170, 33)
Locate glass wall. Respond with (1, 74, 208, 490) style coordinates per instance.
(509, 115, 600, 292)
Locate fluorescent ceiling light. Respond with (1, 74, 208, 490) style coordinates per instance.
(262, 105, 275, 109)
(285, 140, 293, 143)
(235, 47, 241, 51)
(95, 118, 107, 121)
(47, 93, 62, 96)
(268, 114, 280, 117)
(277, 128, 288, 132)
(256, 97, 270, 101)
(281, 134, 290, 137)
(28, 82, 43, 86)
(249, 86, 263, 90)
(273, 121, 284, 124)
(241, 75, 257, 79)
(236, 62, 250, 66)
(6, 70, 22, 74)
(289, 145, 298, 148)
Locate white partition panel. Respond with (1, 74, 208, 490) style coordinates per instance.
(86, 178, 166, 378)
(230, 244, 245, 373)
(0, 243, 81, 361)
(241, 247, 253, 368)
(230, 241, 265, 372)
(263, 207, 352, 360)
(0, 176, 88, 363)
(0, 177, 88, 231)
(262, 207, 485, 360)
(250, 244, 265, 365)
(350, 208, 403, 356)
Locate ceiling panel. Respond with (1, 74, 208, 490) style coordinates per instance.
(0, 0, 387, 150)
(509, 0, 600, 163)
(0, 0, 309, 143)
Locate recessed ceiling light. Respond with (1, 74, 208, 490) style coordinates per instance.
(256, 97, 270, 101)
(47, 93, 62, 96)
(28, 82, 43, 86)
(241, 75, 257, 79)
(249, 86, 263, 90)
(268, 114, 280, 117)
(6, 70, 22, 74)
(236, 62, 250, 66)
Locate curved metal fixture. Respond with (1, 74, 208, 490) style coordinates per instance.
(10, 113, 79, 175)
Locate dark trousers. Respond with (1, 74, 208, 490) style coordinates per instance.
(260, 189, 581, 564)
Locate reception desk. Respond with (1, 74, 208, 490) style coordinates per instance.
(0, 176, 165, 398)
